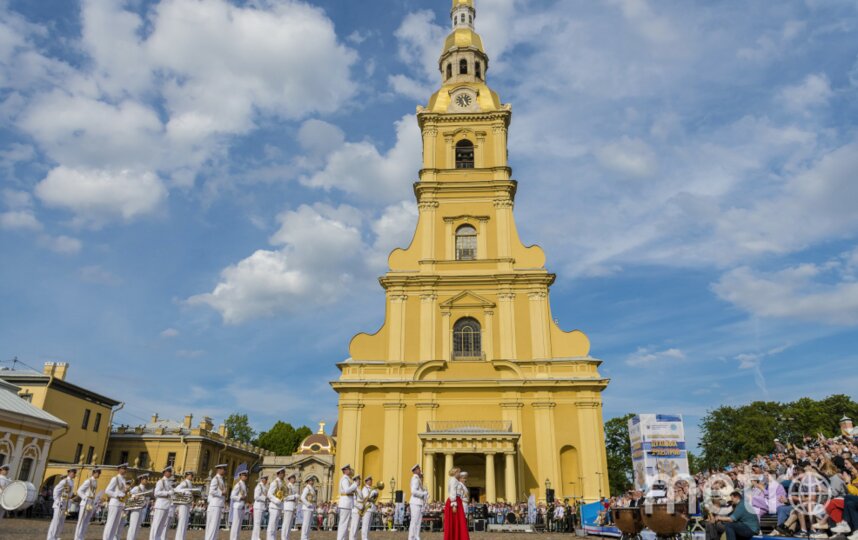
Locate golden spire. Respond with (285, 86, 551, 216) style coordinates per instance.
(452, 0, 474, 7)
(317, 421, 326, 434)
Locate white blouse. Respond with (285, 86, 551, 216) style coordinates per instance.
(447, 477, 460, 507)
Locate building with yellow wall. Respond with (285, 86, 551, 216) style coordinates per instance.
(332, 0, 610, 504)
(105, 413, 273, 483)
(0, 362, 120, 471)
(0, 379, 66, 485)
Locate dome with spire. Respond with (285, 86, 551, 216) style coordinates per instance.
(297, 422, 336, 455)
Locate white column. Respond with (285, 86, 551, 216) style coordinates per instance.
(424, 452, 435, 503)
(444, 453, 454, 477)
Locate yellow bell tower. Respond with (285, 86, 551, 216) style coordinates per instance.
(332, 0, 610, 504)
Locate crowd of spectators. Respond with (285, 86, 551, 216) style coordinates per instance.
(612, 431, 858, 540)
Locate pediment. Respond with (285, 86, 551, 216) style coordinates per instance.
(439, 290, 496, 309)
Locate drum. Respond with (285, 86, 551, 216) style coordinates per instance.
(612, 507, 644, 536)
(0, 481, 37, 511)
(641, 503, 688, 539)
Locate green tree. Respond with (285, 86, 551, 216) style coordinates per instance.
(698, 394, 858, 469)
(254, 422, 313, 455)
(224, 413, 255, 443)
(604, 413, 635, 496)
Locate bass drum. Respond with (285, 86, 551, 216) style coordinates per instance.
(1, 481, 37, 511)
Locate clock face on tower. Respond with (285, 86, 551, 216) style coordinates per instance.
(455, 93, 473, 108)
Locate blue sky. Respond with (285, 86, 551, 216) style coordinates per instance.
(1, 0, 857, 451)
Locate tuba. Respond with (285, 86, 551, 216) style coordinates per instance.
(358, 482, 384, 517)
(125, 490, 153, 512)
(172, 487, 201, 506)
(274, 481, 285, 501)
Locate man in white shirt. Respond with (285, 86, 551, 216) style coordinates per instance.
(47, 468, 77, 540)
(174, 471, 196, 540)
(127, 473, 152, 540)
(300, 477, 317, 540)
(74, 467, 102, 540)
(282, 473, 299, 540)
(0, 464, 10, 520)
(358, 476, 378, 540)
(104, 463, 130, 540)
(252, 475, 269, 540)
(408, 465, 427, 540)
(349, 475, 366, 540)
(267, 468, 287, 540)
(230, 469, 249, 540)
(151, 467, 174, 540)
(206, 464, 229, 540)
(337, 465, 359, 540)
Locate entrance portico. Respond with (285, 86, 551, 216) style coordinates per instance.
(419, 421, 519, 503)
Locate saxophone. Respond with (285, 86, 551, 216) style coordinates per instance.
(358, 482, 384, 517)
(61, 481, 72, 516)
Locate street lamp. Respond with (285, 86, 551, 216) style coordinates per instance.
(390, 477, 396, 502)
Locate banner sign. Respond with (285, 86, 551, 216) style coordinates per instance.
(628, 414, 689, 490)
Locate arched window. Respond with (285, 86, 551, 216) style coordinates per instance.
(446, 63, 452, 80)
(459, 59, 468, 75)
(453, 317, 482, 358)
(455, 224, 477, 260)
(455, 140, 474, 169)
(461, 14, 466, 23)
(475, 61, 482, 79)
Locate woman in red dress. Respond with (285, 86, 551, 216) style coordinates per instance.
(444, 467, 469, 540)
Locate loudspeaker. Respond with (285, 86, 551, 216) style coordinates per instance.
(546, 488, 555, 504)
(395, 490, 404, 503)
(474, 519, 486, 532)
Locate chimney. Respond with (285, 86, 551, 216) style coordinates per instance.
(54, 362, 68, 380)
(43, 362, 69, 380)
(183, 414, 193, 428)
(199, 417, 214, 431)
(217, 424, 229, 437)
(151, 413, 159, 423)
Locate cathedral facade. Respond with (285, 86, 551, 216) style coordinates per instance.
(332, 0, 610, 504)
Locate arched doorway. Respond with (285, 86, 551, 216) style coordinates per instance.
(559, 445, 580, 500)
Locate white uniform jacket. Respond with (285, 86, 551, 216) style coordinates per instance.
(52, 476, 75, 509)
(208, 475, 227, 509)
(105, 475, 128, 508)
(253, 482, 268, 507)
(283, 482, 299, 512)
(76, 477, 98, 506)
(231, 480, 247, 503)
(337, 476, 358, 509)
(154, 477, 174, 510)
(409, 475, 427, 507)
(175, 479, 194, 504)
(267, 478, 285, 510)
(300, 485, 316, 511)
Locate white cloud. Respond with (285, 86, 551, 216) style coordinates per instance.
(0, 210, 41, 231)
(607, 0, 678, 45)
(35, 167, 167, 227)
(9, 0, 360, 225)
(189, 200, 416, 325)
(79, 265, 122, 286)
(626, 346, 685, 366)
(37, 234, 82, 255)
(778, 73, 832, 112)
(388, 74, 432, 103)
(297, 119, 346, 158)
(300, 114, 422, 204)
(595, 136, 658, 178)
(160, 328, 180, 338)
(712, 257, 858, 326)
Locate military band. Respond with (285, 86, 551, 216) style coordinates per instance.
(300, 477, 316, 540)
(38, 463, 406, 540)
(74, 466, 101, 540)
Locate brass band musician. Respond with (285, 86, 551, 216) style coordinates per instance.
(46, 467, 77, 540)
(74, 466, 101, 540)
